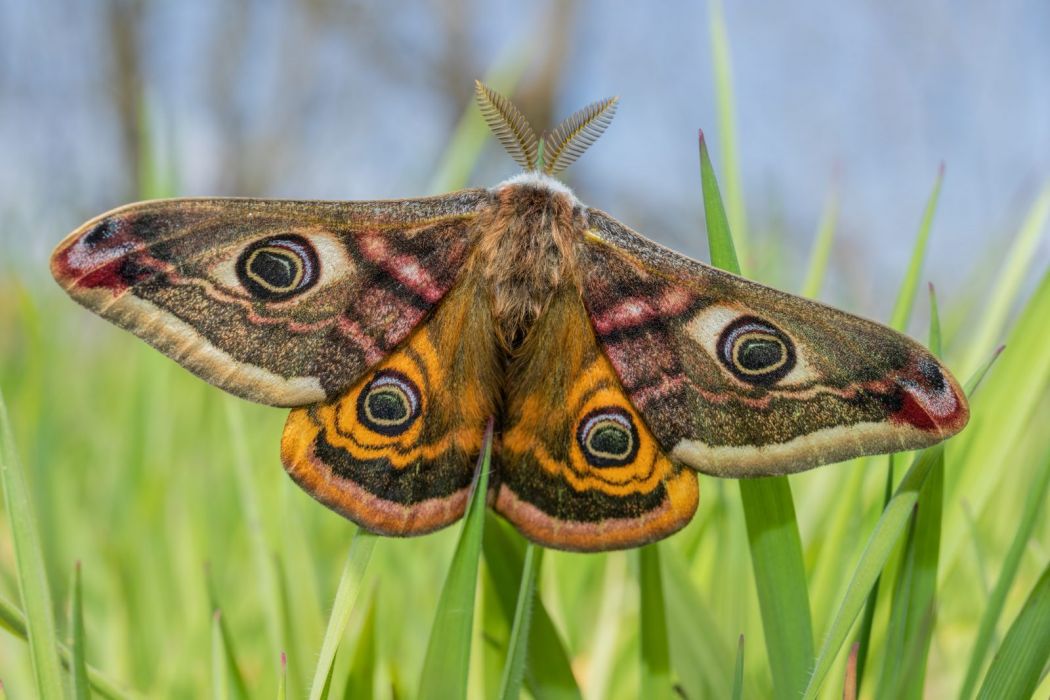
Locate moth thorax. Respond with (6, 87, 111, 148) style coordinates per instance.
(481, 183, 582, 349)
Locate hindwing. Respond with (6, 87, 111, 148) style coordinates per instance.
(494, 285, 699, 551)
(280, 272, 501, 535)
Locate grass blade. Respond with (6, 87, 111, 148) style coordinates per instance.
(875, 464, 942, 698)
(418, 420, 494, 699)
(802, 449, 938, 700)
(309, 529, 378, 700)
(806, 461, 870, 638)
(0, 594, 136, 699)
(856, 183, 945, 689)
(318, 655, 336, 700)
(638, 544, 672, 700)
(497, 543, 541, 700)
(224, 401, 286, 669)
(852, 460, 893, 690)
(944, 266, 1050, 572)
(700, 128, 814, 698)
(738, 477, 814, 697)
(842, 643, 859, 700)
(874, 286, 945, 697)
(662, 544, 734, 699)
(699, 131, 741, 272)
(204, 566, 250, 699)
(212, 611, 230, 700)
(960, 447, 1050, 698)
(927, 283, 942, 355)
(802, 352, 999, 699)
(975, 562, 1050, 700)
(277, 653, 287, 700)
(889, 164, 944, 331)
(0, 387, 64, 699)
(800, 187, 839, 298)
(71, 562, 91, 700)
(731, 635, 745, 700)
(343, 593, 377, 700)
(481, 567, 511, 698)
(584, 552, 627, 699)
(708, 0, 749, 271)
(482, 514, 581, 700)
(959, 183, 1050, 376)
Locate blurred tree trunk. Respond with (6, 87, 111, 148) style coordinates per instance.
(104, 0, 145, 200)
(98, 0, 582, 199)
(517, 0, 579, 133)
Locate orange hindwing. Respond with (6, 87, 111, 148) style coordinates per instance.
(494, 285, 698, 551)
(281, 273, 500, 536)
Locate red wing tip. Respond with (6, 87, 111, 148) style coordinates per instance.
(890, 356, 969, 436)
(50, 214, 144, 293)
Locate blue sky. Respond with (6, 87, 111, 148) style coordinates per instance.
(2, 0, 1047, 324)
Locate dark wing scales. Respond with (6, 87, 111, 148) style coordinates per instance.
(577, 210, 969, 477)
(281, 271, 501, 535)
(50, 193, 489, 406)
(494, 284, 698, 551)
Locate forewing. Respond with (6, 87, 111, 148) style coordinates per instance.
(495, 285, 698, 551)
(281, 271, 501, 536)
(50, 193, 488, 406)
(579, 210, 969, 477)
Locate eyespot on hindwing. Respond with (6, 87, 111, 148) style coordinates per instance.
(356, 370, 422, 436)
(576, 407, 640, 467)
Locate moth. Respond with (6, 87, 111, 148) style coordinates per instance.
(51, 82, 968, 551)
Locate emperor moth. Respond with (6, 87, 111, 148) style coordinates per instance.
(50, 82, 968, 551)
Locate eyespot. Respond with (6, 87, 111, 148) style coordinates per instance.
(236, 235, 319, 300)
(717, 316, 796, 386)
(356, 370, 421, 436)
(576, 407, 639, 467)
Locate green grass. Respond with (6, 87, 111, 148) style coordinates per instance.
(496, 543, 540, 700)
(309, 530, 376, 700)
(638, 545, 671, 700)
(0, 388, 64, 698)
(418, 423, 492, 700)
(70, 562, 89, 700)
(701, 130, 814, 699)
(2, 16, 1050, 699)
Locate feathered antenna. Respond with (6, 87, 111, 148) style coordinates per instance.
(474, 81, 539, 171)
(542, 96, 619, 175)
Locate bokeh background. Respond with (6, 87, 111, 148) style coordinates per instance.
(1, 1, 1048, 698)
(3, 0, 1049, 310)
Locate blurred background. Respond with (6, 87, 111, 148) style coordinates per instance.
(2, 0, 1049, 318)
(1, 2, 1049, 698)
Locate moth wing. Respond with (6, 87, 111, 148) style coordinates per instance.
(494, 285, 698, 551)
(579, 210, 969, 477)
(50, 192, 489, 406)
(281, 271, 500, 535)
